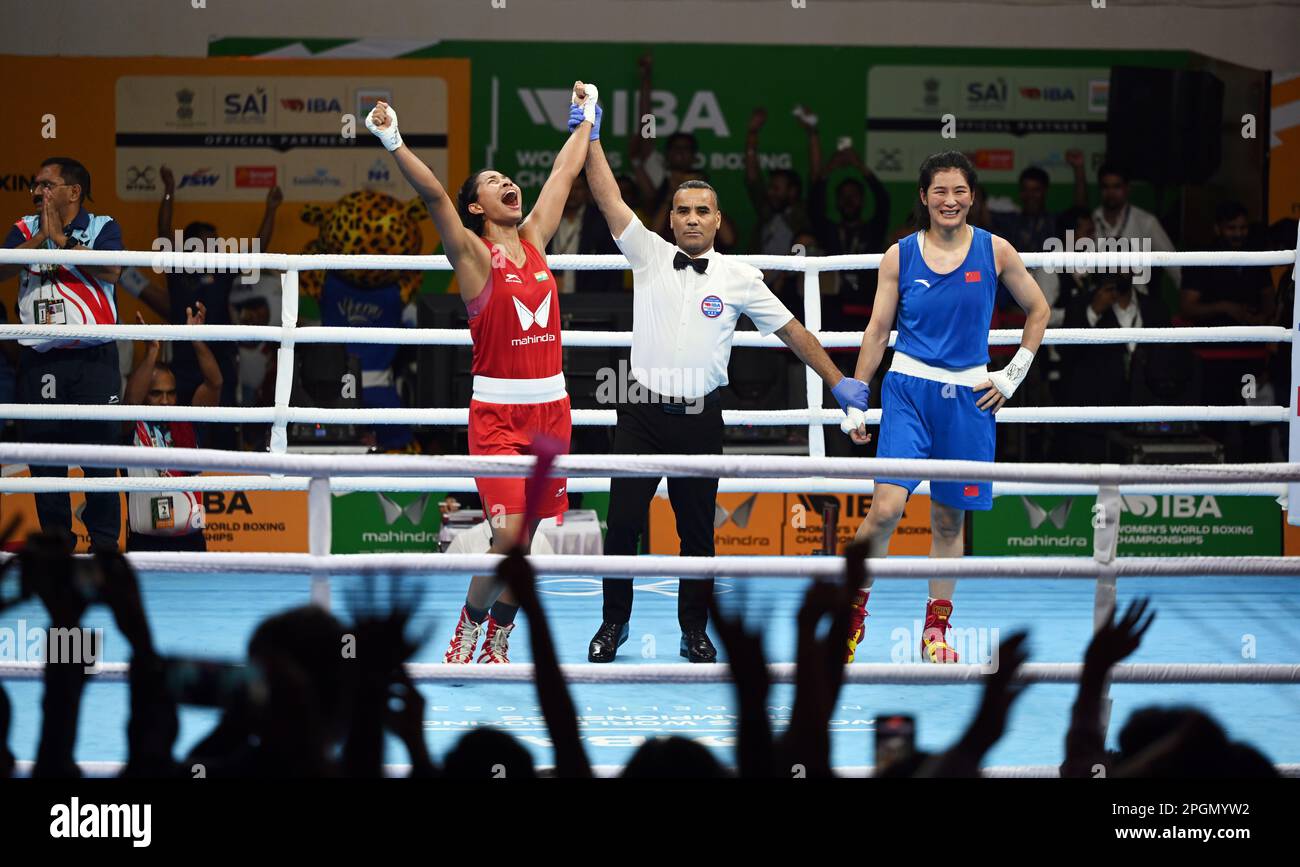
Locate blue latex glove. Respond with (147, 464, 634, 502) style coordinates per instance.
(832, 377, 871, 412)
(568, 103, 603, 140)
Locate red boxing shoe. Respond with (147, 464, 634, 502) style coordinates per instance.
(477, 617, 514, 664)
(845, 589, 870, 663)
(920, 598, 959, 664)
(444, 606, 483, 664)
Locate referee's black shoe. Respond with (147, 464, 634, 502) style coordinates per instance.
(588, 621, 630, 663)
(680, 629, 717, 663)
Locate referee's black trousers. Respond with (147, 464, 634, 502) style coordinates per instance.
(16, 342, 123, 549)
(602, 393, 723, 631)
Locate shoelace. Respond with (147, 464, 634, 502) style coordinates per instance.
(448, 619, 481, 662)
(483, 624, 512, 661)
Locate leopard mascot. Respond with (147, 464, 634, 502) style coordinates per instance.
(300, 190, 428, 452)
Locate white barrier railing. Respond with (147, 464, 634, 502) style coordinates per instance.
(0, 474, 1284, 498)
(1, 660, 1296, 685)
(3, 444, 1300, 484)
(0, 404, 1284, 426)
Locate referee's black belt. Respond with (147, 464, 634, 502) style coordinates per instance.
(629, 378, 720, 414)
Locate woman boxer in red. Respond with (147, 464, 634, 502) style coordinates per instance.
(367, 82, 601, 662)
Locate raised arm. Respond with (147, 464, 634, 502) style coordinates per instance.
(187, 302, 224, 408)
(158, 166, 175, 242)
(1061, 599, 1155, 778)
(586, 139, 635, 239)
(124, 312, 161, 406)
(521, 83, 597, 249)
(254, 185, 282, 251)
(1065, 149, 1089, 209)
(366, 101, 491, 298)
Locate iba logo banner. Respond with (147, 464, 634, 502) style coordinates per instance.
(973, 494, 1280, 557)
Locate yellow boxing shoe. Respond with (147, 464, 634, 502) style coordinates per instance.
(844, 589, 870, 663)
(920, 598, 960, 664)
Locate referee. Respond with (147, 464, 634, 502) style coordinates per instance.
(583, 139, 870, 663)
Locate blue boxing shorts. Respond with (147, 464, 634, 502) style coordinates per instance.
(874, 370, 997, 510)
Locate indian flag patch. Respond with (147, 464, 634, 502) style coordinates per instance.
(534, 271, 550, 282)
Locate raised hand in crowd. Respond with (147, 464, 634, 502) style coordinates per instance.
(918, 631, 1030, 778)
(341, 575, 430, 778)
(710, 590, 773, 778)
(777, 543, 863, 778)
(498, 548, 591, 778)
(1061, 598, 1154, 778)
(385, 665, 438, 778)
(26, 531, 93, 779)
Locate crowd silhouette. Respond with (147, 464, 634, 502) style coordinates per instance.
(0, 528, 1279, 779)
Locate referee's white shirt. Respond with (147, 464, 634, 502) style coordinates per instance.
(615, 217, 793, 400)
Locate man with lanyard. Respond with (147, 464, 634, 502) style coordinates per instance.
(0, 157, 124, 547)
(1092, 162, 1181, 292)
(582, 133, 870, 663)
(122, 303, 221, 552)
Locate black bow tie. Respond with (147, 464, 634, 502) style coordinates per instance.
(673, 251, 708, 274)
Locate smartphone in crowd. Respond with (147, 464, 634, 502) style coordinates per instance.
(162, 657, 256, 708)
(875, 713, 916, 773)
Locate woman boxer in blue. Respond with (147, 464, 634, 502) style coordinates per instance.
(841, 151, 1050, 663)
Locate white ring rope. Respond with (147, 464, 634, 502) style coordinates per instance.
(0, 404, 1282, 426)
(0, 661, 1294, 685)
(68, 551, 1300, 578)
(1, 444, 1297, 486)
(0, 247, 1293, 272)
(0, 323, 1288, 347)
(0, 474, 1283, 498)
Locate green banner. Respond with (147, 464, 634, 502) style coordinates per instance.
(974, 494, 1281, 557)
(330, 489, 611, 553)
(331, 490, 445, 554)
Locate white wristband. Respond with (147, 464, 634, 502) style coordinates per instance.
(989, 347, 1035, 399)
(365, 105, 404, 152)
(840, 406, 867, 436)
(580, 84, 599, 125)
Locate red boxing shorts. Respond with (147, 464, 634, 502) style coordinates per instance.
(469, 394, 571, 520)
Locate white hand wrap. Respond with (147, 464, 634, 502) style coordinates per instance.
(988, 347, 1035, 399)
(840, 406, 867, 436)
(573, 83, 599, 124)
(365, 104, 404, 152)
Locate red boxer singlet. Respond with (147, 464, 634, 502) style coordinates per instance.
(466, 235, 571, 520)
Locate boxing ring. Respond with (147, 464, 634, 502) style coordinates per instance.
(0, 238, 1298, 775)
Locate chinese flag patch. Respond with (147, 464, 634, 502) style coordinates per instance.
(964, 271, 981, 283)
(963, 485, 980, 497)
